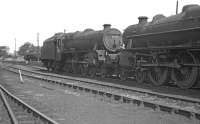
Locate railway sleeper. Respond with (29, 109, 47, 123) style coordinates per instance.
(5, 65, 200, 122)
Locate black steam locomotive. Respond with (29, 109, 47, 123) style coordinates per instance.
(120, 4, 200, 89)
(41, 4, 200, 89)
(41, 24, 123, 77)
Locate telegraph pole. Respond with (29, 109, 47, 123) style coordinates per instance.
(176, 0, 179, 14)
(37, 33, 39, 62)
(15, 38, 16, 58)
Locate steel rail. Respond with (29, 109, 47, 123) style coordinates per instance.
(8, 64, 200, 104)
(0, 84, 60, 124)
(4, 65, 200, 122)
(0, 89, 18, 124)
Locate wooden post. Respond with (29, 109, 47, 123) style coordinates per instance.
(18, 69, 24, 83)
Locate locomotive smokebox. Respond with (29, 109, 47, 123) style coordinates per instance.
(138, 16, 148, 24)
(103, 24, 111, 30)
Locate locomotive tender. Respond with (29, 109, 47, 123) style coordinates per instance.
(120, 4, 200, 89)
(41, 24, 123, 77)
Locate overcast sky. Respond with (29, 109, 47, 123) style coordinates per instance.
(0, 0, 200, 53)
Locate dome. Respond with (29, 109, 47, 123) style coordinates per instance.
(152, 14, 166, 22)
(84, 28, 94, 32)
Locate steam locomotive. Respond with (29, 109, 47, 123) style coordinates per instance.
(120, 4, 200, 89)
(41, 24, 123, 77)
(41, 4, 200, 89)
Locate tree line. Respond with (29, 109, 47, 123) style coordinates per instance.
(0, 42, 41, 58)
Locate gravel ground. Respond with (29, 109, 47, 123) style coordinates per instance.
(0, 68, 198, 124)
(14, 64, 200, 100)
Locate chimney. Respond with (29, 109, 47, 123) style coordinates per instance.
(138, 16, 148, 24)
(103, 24, 111, 30)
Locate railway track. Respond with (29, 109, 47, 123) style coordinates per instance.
(3, 63, 200, 123)
(0, 84, 59, 124)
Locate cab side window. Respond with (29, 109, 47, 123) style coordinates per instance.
(57, 39, 62, 48)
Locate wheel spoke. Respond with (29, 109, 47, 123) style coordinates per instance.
(136, 70, 145, 83)
(149, 67, 169, 86)
(171, 52, 198, 89)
